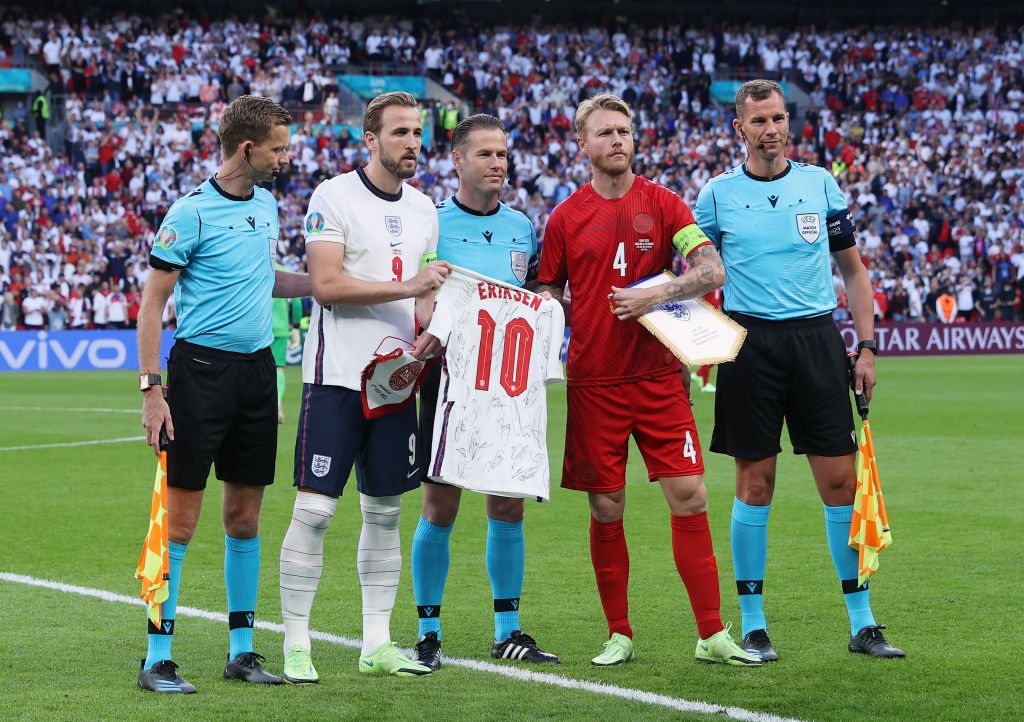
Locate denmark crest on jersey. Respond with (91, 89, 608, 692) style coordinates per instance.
(510, 251, 529, 283)
(796, 213, 821, 243)
(385, 215, 402, 236)
(311, 454, 332, 477)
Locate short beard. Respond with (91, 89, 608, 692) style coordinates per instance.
(591, 149, 634, 177)
(380, 149, 416, 180)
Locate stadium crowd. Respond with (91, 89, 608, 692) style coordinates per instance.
(1, 11, 1022, 331)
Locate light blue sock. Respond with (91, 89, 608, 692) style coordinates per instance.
(144, 541, 187, 669)
(225, 535, 260, 660)
(824, 504, 877, 635)
(411, 516, 453, 639)
(731, 497, 770, 637)
(487, 518, 524, 642)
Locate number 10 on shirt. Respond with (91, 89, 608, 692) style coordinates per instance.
(475, 310, 534, 396)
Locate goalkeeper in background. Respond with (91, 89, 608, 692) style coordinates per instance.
(272, 261, 305, 423)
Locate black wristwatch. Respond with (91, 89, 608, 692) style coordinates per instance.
(140, 372, 162, 392)
(856, 339, 878, 356)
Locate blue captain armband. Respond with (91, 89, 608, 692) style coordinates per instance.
(826, 209, 856, 251)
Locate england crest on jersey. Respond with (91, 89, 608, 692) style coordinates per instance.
(385, 216, 402, 236)
(311, 454, 332, 477)
(796, 213, 820, 243)
(510, 251, 529, 283)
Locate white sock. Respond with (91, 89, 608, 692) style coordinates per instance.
(280, 491, 337, 655)
(358, 493, 403, 656)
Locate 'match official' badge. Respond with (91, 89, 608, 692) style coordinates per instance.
(796, 213, 820, 243)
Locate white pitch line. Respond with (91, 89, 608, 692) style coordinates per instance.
(0, 406, 140, 414)
(0, 571, 801, 722)
(0, 436, 146, 451)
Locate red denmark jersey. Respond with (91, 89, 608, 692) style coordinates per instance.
(539, 175, 706, 387)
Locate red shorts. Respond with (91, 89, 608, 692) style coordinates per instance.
(561, 372, 704, 492)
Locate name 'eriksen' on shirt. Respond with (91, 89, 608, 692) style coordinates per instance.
(477, 282, 542, 310)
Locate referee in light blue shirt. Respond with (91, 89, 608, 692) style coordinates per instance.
(694, 79, 903, 661)
(136, 95, 311, 693)
(409, 114, 559, 671)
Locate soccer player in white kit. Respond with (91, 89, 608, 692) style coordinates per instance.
(278, 91, 452, 682)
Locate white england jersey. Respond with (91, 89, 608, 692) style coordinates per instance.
(301, 168, 439, 389)
(426, 267, 565, 501)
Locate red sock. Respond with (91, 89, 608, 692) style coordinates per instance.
(671, 512, 724, 640)
(589, 517, 632, 639)
(697, 365, 711, 385)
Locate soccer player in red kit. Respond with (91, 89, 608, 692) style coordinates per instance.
(537, 93, 761, 667)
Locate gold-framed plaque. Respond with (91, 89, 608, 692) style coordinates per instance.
(631, 271, 746, 365)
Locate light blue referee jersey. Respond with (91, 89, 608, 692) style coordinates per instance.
(436, 195, 538, 287)
(694, 160, 854, 320)
(151, 178, 279, 353)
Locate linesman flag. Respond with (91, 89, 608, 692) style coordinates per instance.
(846, 354, 892, 586)
(136, 436, 170, 627)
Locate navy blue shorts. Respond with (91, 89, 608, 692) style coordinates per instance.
(292, 383, 421, 497)
(710, 312, 857, 459)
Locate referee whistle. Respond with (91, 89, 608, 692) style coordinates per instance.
(847, 353, 870, 420)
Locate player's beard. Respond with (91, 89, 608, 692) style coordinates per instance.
(591, 146, 634, 177)
(380, 148, 418, 180)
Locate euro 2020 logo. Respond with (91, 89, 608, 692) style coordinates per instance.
(155, 226, 177, 251)
(305, 211, 325, 234)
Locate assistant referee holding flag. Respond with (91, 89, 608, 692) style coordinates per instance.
(694, 79, 903, 661)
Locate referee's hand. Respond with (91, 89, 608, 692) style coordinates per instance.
(142, 391, 174, 457)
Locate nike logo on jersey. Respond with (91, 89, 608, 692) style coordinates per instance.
(390, 241, 403, 247)
(407, 468, 420, 479)
(767, 195, 779, 208)
(482, 231, 493, 243)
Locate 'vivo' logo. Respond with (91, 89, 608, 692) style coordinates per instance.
(0, 331, 130, 370)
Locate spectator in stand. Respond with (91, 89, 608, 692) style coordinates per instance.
(21, 286, 49, 330)
(976, 280, 998, 322)
(1, 291, 20, 330)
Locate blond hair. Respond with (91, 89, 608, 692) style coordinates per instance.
(574, 93, 633, 135)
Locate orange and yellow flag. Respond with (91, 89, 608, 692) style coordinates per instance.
(848, 419, 892, 586)
(136, 451, 170, 627)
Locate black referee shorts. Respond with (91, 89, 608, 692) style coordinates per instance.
(710, 312, 857, 459)
(165, 339, 278, 490)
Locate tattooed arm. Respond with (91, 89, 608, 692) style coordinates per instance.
(610, 243, 726, 321)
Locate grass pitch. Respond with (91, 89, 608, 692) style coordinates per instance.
(1, 355, 1021, 721)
